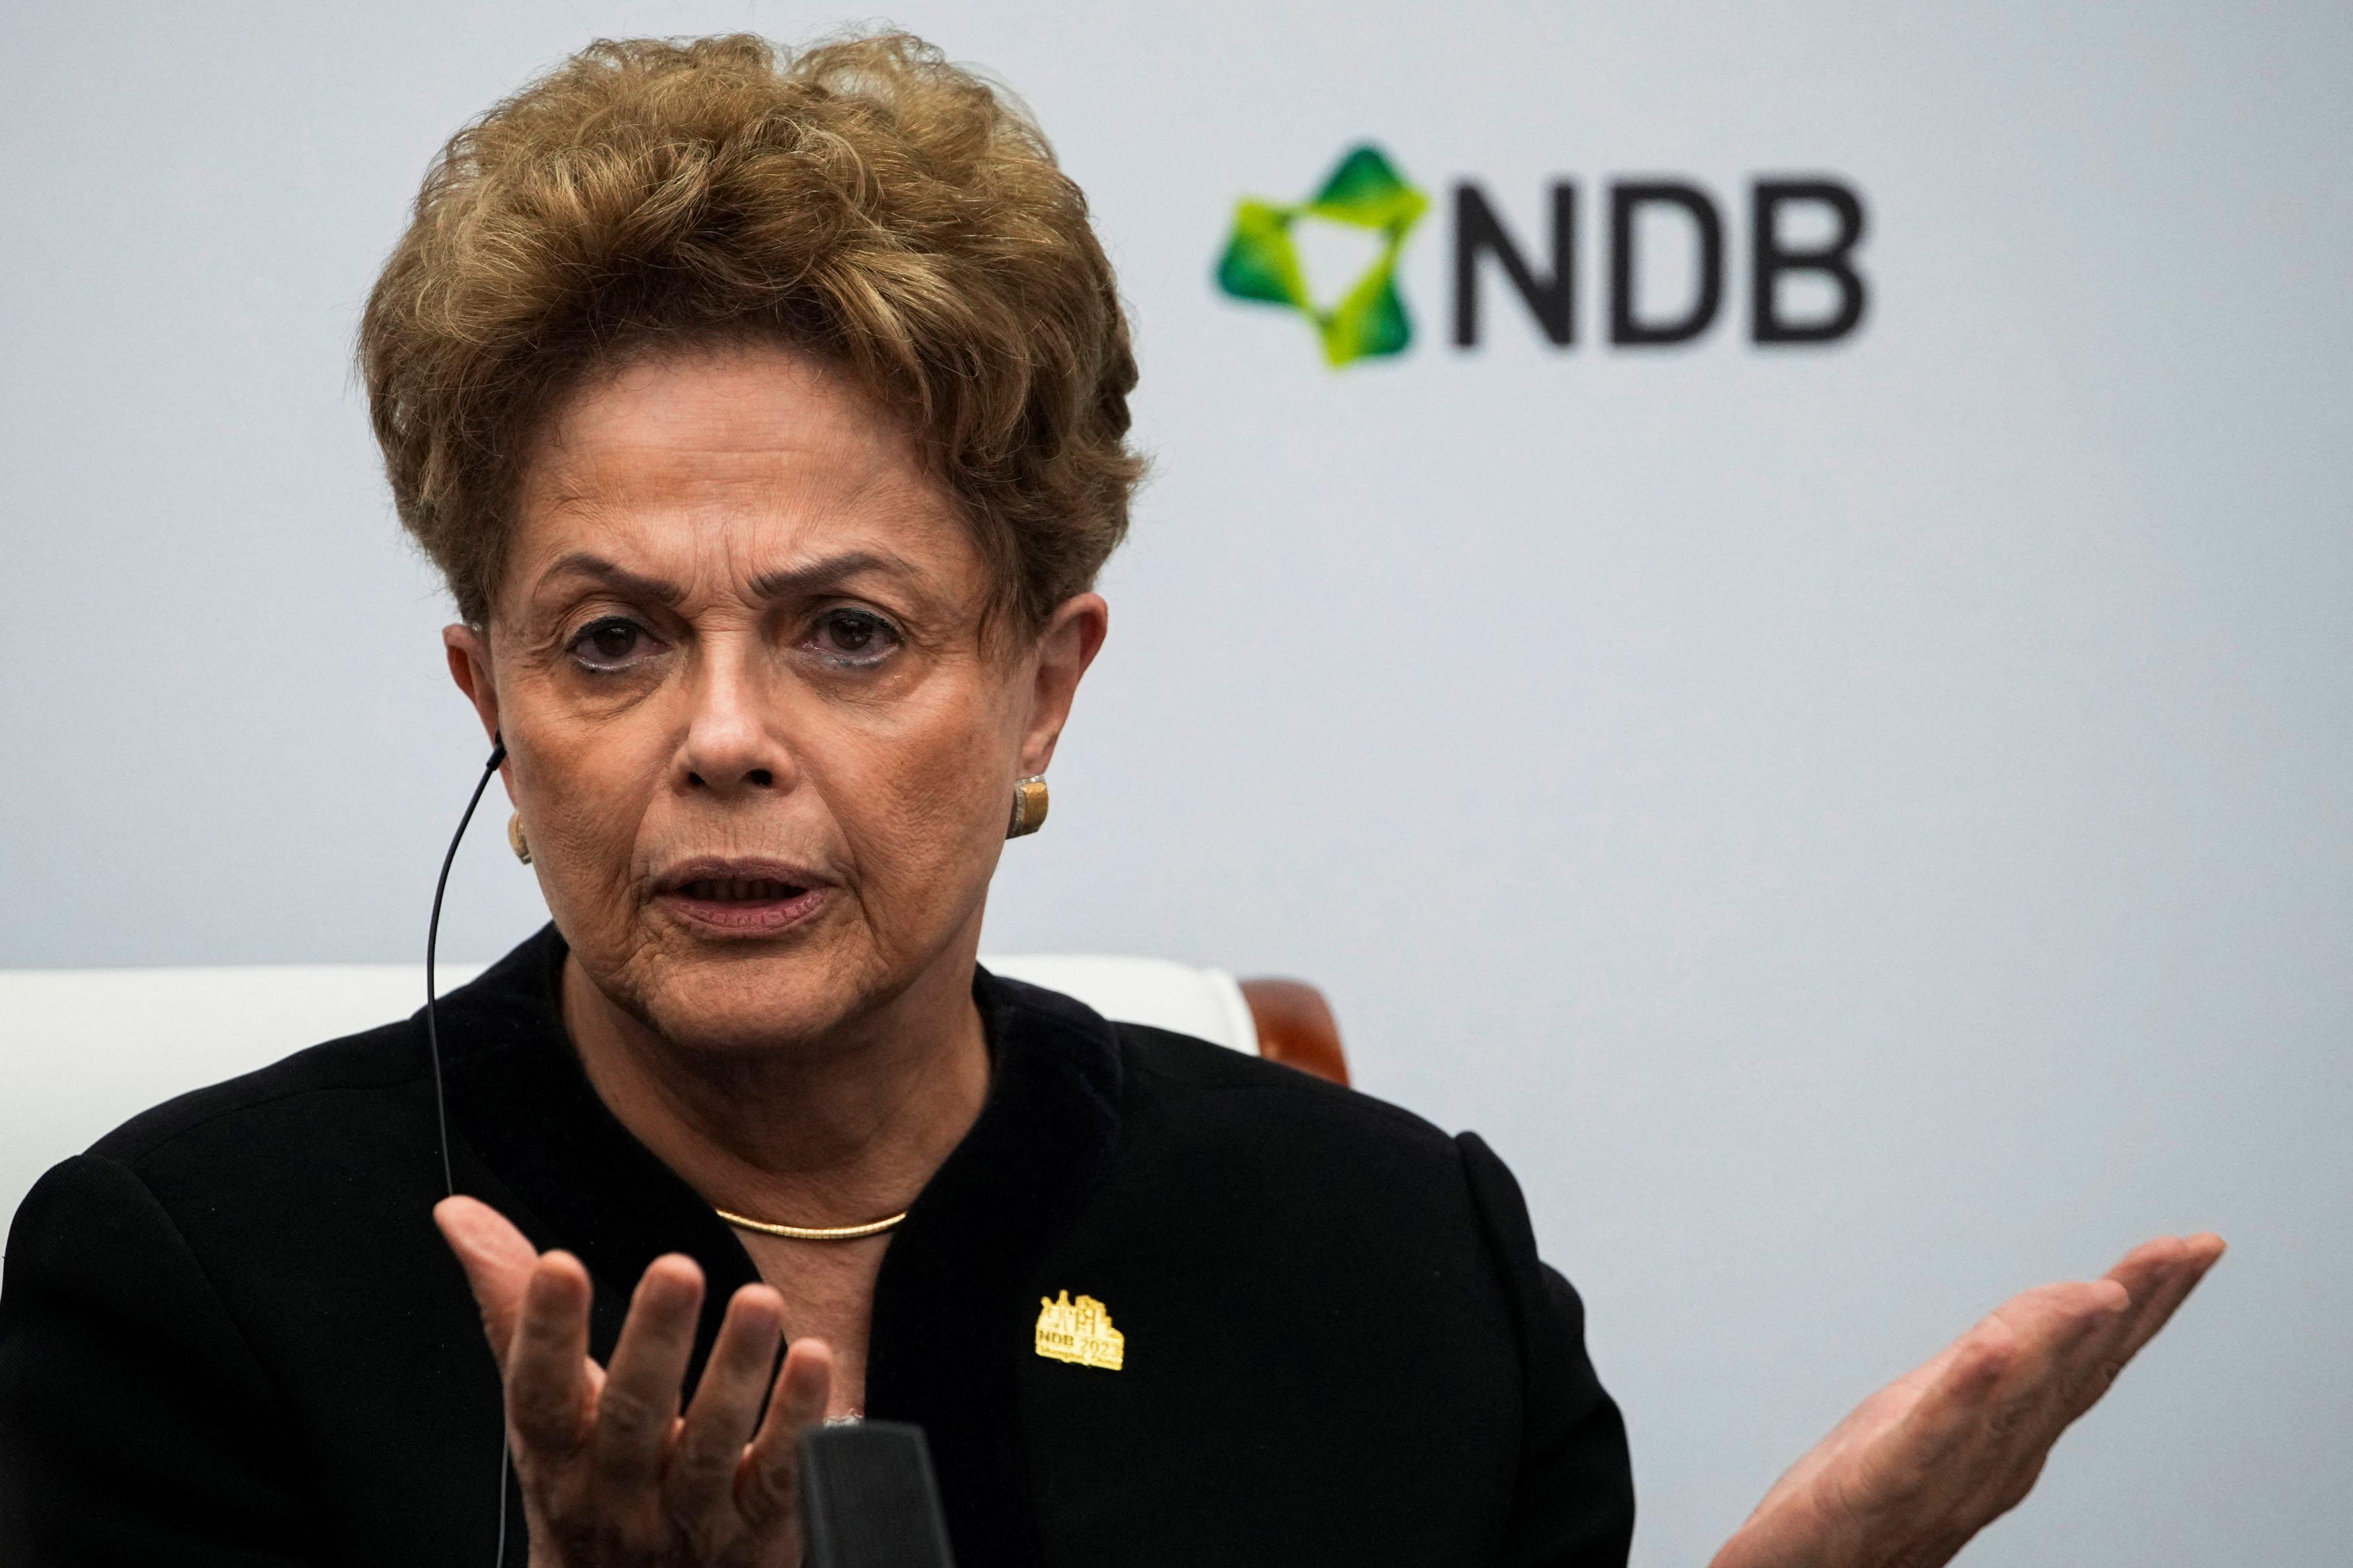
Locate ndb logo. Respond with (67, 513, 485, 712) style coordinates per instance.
(1214, 147, 1431, 368)
(1216, 144, 1868, 367)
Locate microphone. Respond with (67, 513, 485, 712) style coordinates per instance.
(798, 1422, 957, 1568)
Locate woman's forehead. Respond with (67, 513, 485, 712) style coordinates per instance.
(530, 345, 934, 507)
(511, 345, 976, 604)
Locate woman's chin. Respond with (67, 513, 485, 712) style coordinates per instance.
(623, 921, 892, 1055)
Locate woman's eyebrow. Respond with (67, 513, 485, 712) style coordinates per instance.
(747, 550, 918, 600)
(533, 548, 920, 606)
(536, 552, 687, 606)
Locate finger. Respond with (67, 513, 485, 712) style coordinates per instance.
(1833, 1305, 2049, 1547)
(2107, 1233, 2227, 1360)
(739, 1338, 834, 1527)
(505, 1251, 598, 1458)
(1870, 1310, 2020, 1485)
(666, 1284, 787, 1517)
(1901, 1278, 2117, 1535)
(2062, 1233, 2227, 1417)
(2077, 1234, 2192, 1380)
(1981, 1280, 2127, 1436)
(1874, 1279, 2119, 1496)
(1989, 1278, 2130, 1366)
(2102, 1233, 2193, 1300)
(434, 1196, 542, 1371)
(592, 1253, 706, 1491)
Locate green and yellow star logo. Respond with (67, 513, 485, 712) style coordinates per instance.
(1215, 145, 1430, 368)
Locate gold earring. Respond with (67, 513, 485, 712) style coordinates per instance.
(1006, 776, 1049, 839)
(507, 812, 532, 864)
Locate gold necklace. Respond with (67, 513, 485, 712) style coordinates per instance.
(714, 1207, 908, 1242)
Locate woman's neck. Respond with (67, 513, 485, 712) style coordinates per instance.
(558, 946, 992, 1229)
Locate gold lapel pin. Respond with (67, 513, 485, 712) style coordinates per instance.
(1034, 1290, 1125, 1370)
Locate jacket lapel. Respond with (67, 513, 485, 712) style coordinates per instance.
(867, 971, 1124, 1568)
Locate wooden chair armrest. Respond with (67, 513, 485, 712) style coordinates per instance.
(1238, 977, 1349, 1086)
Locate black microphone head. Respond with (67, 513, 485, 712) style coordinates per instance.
(798, 1421, 956, 1568)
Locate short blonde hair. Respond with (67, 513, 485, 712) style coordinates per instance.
(359, 32, 1141, 630)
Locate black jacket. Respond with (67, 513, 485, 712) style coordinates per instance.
(0, 927, 1633, 1566)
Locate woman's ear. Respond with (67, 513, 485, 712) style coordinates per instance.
(1018, 593, 1109, 777)
(443, 624, 503, 747)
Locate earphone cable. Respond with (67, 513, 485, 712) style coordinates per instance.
(422, 734, 513, 1564)
(426, 737, 505, 1197)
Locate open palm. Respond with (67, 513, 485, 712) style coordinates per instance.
(1712, 1233, 2225, 1568)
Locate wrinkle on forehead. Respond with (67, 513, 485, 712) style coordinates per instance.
(510, 341, 975, 608)
(528, 345, 940, 510)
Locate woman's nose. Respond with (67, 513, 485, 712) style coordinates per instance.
(679, 661, 793, 795)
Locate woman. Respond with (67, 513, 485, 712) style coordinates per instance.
(0, 32, 2221, 1568)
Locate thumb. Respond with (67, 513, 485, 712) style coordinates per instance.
(434, 1194, 541, 1369)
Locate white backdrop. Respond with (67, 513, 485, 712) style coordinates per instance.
(3, 3, 2347, 1563)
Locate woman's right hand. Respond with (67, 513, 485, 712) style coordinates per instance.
(435, 1195, 830, 1567)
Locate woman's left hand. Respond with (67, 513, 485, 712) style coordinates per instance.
(1710, 1233, 2225, 1568)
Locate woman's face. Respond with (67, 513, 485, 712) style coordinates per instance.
(445, 343, 1103, 1053)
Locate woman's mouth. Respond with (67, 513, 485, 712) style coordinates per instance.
(678, 876, 802, 903)
(655, 864, 832, 936)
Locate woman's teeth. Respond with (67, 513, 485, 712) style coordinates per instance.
(682, 878, 801, 903)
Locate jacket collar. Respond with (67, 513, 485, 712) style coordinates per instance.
(432, 923, 1123, 1568)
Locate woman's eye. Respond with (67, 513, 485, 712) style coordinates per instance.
(809, 608, 900, 665)
(567, 616, 660, 671)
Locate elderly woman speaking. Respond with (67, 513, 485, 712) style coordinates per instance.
(0, 31, 2220, 1568)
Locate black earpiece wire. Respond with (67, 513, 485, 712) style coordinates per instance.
(424, 733, 514, 1565)
(426, 735, 506, 1196)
